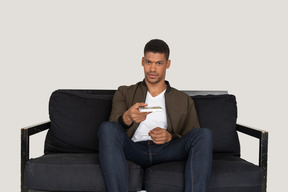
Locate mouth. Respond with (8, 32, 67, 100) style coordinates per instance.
(147, 73, 158, 79)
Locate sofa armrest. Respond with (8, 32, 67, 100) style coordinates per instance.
(236, 124, 268, 192)
(21, 121, 50, 192)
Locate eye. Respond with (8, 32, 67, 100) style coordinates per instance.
(146, 60, 151, 64)
(157, 62, 162, 66)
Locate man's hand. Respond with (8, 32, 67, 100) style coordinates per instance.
(123, 103, 151, 126)
(149, 127, 172, 144)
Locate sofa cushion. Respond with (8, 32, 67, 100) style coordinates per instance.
(144, 156, 263, 192)
(44, 90, 114, 154)
(24, 153, 143, 191)
(45, 90, 239, 155)
(192, 94, 240, 155)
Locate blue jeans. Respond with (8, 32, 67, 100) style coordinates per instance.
(98, 121, 213, 192)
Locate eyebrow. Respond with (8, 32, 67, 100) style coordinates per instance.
(144, 59, 163, 63)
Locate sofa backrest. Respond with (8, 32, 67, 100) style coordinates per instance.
(44, 89, 240, 156)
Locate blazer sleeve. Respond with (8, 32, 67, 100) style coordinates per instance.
(109, 86, 131, 128)
(182, 97, 200, 135)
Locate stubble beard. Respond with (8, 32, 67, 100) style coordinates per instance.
(145, 74, 162, 85)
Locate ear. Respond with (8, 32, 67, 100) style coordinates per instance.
(166, 60, 171, 69)
(141, 57, 145, 67)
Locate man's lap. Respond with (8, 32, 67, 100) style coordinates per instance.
(99, 121, 208, 168)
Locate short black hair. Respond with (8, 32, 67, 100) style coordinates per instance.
(144, 39, 170, 60)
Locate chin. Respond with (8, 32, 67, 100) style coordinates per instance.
(146, 78, 161, 85)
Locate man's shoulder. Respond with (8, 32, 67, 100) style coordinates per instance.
(169, 87, 191, 99)
(116, 81, 146, 98)
(117, 81, 143, 92)
(168, 87, 195, 106)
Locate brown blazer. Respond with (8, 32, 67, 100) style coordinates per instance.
(109, 80, 200, 138)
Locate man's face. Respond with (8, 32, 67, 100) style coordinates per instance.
(142, 52, 171, 85)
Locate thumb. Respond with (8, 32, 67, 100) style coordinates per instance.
(135, 103, 148, 109)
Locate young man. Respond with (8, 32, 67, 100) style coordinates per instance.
(98, 39, 213, 192)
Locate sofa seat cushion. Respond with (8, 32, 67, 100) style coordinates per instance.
(144, 156, 263, 192)
(24, 153, 143, 192)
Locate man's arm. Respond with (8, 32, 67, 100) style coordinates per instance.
(109, 86, 150, 128)
(109, 86, 129, 124)
(123, 103, 151, 125)
(181, 97, 200, 135)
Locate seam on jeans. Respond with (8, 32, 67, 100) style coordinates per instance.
(119, 128, 125, 148)
(191, 147, 194, 192)
(148, 141, 152, 166)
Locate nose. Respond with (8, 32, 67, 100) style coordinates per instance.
(149, 63, 156, 72)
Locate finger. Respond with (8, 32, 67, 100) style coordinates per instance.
(134, 113, 150, 123)
(151, 127, 163, 132)
(149, 130, 158, 137)
(151, 134, 165, 140)
(153, 140, 162, 144)
(132, 110, 149, 118)
(153, 129, 165, 135)
(137, 111, 151, 116)
(134, 103, 148, 109)
(153, 139, 165, 144)
(155, 135, 166, 140)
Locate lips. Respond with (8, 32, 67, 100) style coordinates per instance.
(148, 73, 158, 79)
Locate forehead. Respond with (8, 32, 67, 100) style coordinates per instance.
(144, 52, 166, 61)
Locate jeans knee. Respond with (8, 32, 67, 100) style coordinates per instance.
(98, 121, 122, 139)
(199, 128, 213, 148)
(189, 128, 213, 147)
(199, 128, 212, 139)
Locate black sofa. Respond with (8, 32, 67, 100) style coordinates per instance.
(21, 89, 268, 192)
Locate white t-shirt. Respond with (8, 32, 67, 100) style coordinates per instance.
(132, 90, 167, 142)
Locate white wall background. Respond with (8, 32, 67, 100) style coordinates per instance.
(1, 0, 287, 191)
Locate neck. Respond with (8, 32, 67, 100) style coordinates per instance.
(145, 79, 167, 97)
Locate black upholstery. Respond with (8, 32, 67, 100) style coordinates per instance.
(22, 90, 265, 192)
(145, 156, 263, 192)
(193, 95, 240, 155)
(45, 90, 113, 154)
(45, 90, 239, 154)
(24, 153, 143, 191)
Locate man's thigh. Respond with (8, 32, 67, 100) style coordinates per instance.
(149, 130, 200, 165)
(123, 138, 151, 168)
